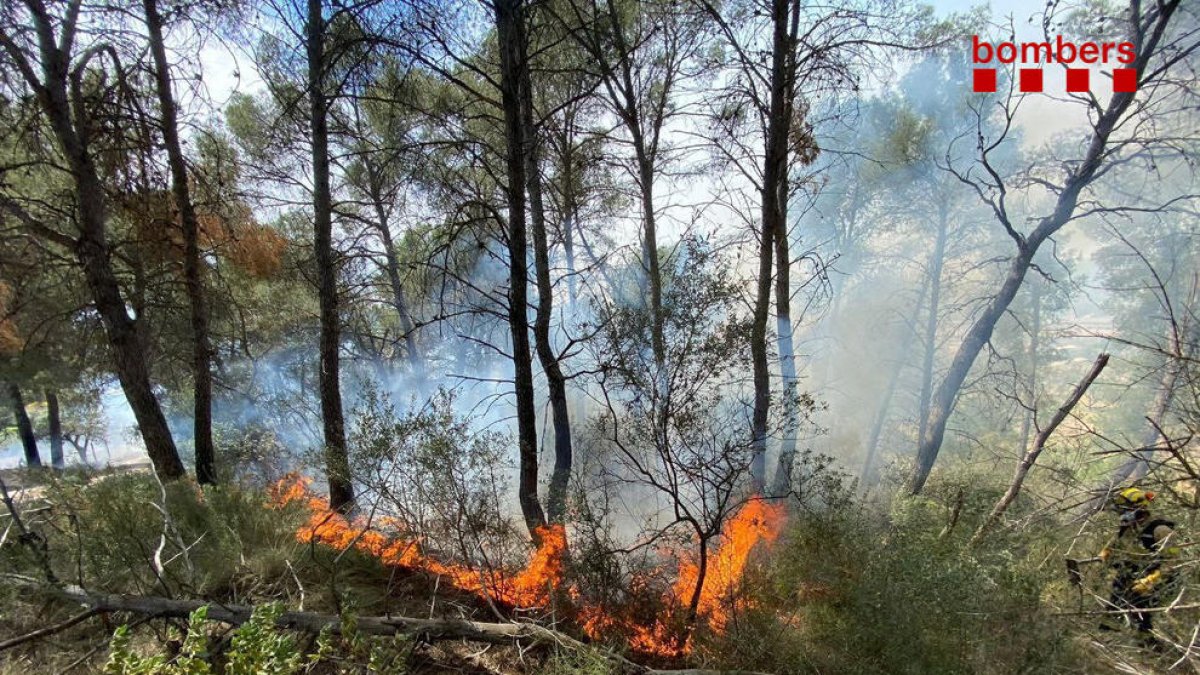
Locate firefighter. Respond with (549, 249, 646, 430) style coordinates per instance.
(1098, 487, 1181, 642)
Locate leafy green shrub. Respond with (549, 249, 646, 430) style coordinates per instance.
(105, 609, 208, 674)
(212, 424, 295, 489)
(103, 604, 414, 674)
(41, 472, 306, 599)
(348, 386, 515, 558)
(223, 605, 305, 674)
(700, 494, 1082, 674)
(104, 604, 302, 675)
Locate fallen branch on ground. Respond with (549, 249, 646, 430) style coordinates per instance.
(3, 576, 771, 675)
(0, 608, 100, 652)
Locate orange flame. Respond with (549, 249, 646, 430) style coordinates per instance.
(579, 497, 786, 657)
(270, 475, 784, 657)
(270, 474, 566, 607)
(674, 497, 786, 631)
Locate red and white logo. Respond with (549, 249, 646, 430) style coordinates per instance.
(971, 35, 1137, 93)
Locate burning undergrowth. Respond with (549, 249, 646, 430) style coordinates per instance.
(269, 474, 785, 660)
(575, 496, 787, 657)
(269, 474, 566, 608)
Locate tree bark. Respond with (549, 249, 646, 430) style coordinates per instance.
(907, 3, 1171, 493)
(143, 0, 216, 485)
(576, 0, 665, 365)
(769, 2, 805, 493)
(602, 0, 664, 365)
(750, 0, 793, 491)
(635, 151, 666, 366)
(14, 1, 186, 480)
(551, 115, 588, 453)
(496, 0, 547, 536)
(521, 57, 573, 525)
(859, 356, 902, 488)
(749, 223, 774, 492)
(308, 0, 354, 512)
(1017, 278, 1043, 454)
(769, 206, 798, 497)
(379, 216, 421, 368)
(45, 390, 63, 470)
(685, 532, 709, 628)
(563, 212, 578, 308)
(970, 353, 1108, 545)
(915, 204, 947, 451)
(909, 247, 1034, 494)
(7, 383, 40, 468)
(365, 164, 421, 368)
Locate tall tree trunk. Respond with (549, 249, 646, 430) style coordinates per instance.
(308, 0, 354, 512)
(380, 223, 421, 368)
(1017, 278, 1042, 453)
(562, 214, 578, 309)
(909, 247, 1033, 494)
(751, 0, 794, 491)
(496, 0, 547, 536)
(23, 2, 185, 480)
(635, 152, 665, 365)
(7, 383, 40, 468)
(601, 0, 665, 366)
(555, 122, 587, 450)
(521, 61, 573, 525)
(551, 110, 582, 310)
(45, 390, 64, 470)
(860, 351, 904, 489)
(859, 284, 928, 488)
(770, 207, 798, 497)
(908, 1, 1174, 494)
(143, 0, 216, 484)
(749, 218, 775, 492)
(916, 205, 948, 449)
(564, 211, 588, 448)
(366, 170, 421, 368)
(685, 531, 710, 628)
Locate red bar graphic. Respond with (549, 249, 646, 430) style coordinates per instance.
(973, 68, 997, 93)
(1019, 69, 1043, 93)
(1113, 68, 1137, 92)
(1066, 68, 1089, 93)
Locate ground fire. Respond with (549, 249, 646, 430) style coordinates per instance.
(577, 497, 787, 656)
(269, 474, 785, 656)
(269, 474, 566, 607)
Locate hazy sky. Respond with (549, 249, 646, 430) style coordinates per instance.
(195, 0, 1111, 149)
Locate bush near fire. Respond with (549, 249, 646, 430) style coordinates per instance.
(0, 0, 1197, 673)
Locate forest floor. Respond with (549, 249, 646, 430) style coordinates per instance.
(0, 465, 1191, 674)
(0, 468, 631, 674)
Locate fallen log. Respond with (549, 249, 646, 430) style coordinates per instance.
(4, 576, 770, 675)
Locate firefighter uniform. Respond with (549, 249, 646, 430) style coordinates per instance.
(1100, 488, 1181, 636)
